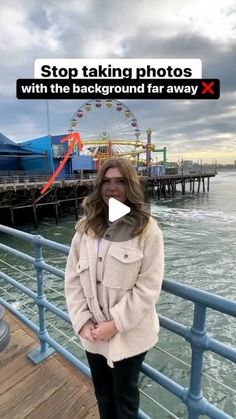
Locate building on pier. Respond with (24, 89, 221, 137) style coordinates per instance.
(0, 133, 95, 176)
(0, 133, 46, 171)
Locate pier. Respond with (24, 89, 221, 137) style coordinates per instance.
(0, 173, 94, 227)
(145, 172, 215, 199)
(0, 172, 216, 227)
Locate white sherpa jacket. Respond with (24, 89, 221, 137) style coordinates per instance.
(65, 216, 164, 366)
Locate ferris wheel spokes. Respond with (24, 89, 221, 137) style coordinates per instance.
(69, 99, 142, 160)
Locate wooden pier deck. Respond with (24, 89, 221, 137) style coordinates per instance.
(0, 310, 99, 419)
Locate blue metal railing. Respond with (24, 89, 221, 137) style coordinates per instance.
(0, 224, 235, 419)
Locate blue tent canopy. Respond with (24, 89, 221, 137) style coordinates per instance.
(0, 143, 45, 157)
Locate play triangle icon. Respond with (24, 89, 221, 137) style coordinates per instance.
(108, 198, 131, 222)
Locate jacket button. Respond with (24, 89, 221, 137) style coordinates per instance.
(99, 305, 103, 311)
(97, 280, 101, 284)
(98, 256, 102, 261)
(105, 234, 111, 239)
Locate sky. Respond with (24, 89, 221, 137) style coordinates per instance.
(1, 0, 236, 164)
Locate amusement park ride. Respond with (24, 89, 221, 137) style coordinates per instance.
(68, 99, 167, 170)
(41, 99, 167, 194)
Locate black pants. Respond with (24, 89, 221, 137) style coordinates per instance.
(86, 351, 147, 419)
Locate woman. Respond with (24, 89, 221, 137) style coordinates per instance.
(65, 158, 164, 419)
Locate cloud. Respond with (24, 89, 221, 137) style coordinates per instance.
(0, 0, 236, 163)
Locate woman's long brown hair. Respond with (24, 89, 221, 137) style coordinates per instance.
(77, 158, 150, 237)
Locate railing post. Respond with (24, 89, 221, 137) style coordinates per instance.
(187, 303, 207, 418)
(28, 235, 54, 364)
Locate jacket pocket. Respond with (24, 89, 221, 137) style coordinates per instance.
(77, 259, 93, 297)
(103, 246, 143, 290)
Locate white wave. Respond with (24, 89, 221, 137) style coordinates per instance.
(11, 301, 21, 309)
(152, 206, 236, 224)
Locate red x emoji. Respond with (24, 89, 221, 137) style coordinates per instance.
(202, 81, 215, 94)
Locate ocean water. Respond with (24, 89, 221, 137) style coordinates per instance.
(0, 171, 235, 418)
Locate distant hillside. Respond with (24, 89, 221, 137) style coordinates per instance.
(0, 133, 15, 145)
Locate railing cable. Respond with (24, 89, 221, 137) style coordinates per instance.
(0, 286, 84, 351)
(0, 259, 65, 298)
(139, 389, 180, 419)
(153, 345, 236, 395)
(0, 287, 184, 418)
(1, 256, 236, 398)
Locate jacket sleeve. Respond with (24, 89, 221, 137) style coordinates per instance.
(110, 225, 164, 333)
(64, 232, 93, 335)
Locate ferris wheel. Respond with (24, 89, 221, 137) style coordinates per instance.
(69, 99, 144, 160)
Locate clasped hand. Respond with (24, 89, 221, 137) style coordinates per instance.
(79, 320, 118, 342)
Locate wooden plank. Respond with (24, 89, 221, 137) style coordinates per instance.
(58, 355, 94, 392)
(0, 328, 35, 364)
(5, 311, 38, 340)
(0, 346, 39, 396)
(0, 357, 69, 419)
(26, 376, 98, 419)
(0, 310, 98, 419)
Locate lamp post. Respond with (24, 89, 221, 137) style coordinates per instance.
(163, 146, 167, 169)
(146, 128, 152, 176)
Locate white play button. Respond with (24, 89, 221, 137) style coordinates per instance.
(108, 198, 131, 222)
